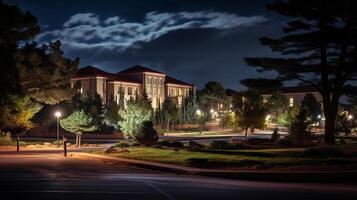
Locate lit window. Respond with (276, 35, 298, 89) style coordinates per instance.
(148, 77, 152, 84)
(289, 98, 294, 107)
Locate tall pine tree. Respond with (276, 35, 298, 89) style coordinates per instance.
(243, 0, 357, 144)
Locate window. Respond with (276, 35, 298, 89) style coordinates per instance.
(154, 78, 157, 85)
(263, 97, 268, 103)
(177, 88, 181, 96)
(133, 87, 137, 95)
(127, 87, 132, 95)
(170, 88, 174, 96)
(289, 98, 294, 107)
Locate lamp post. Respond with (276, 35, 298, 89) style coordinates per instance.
(54, 111, 62, 147)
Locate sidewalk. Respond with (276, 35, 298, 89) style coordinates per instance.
(72, 152, 357, 183)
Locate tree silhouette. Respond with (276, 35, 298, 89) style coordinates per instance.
(0, 1, 39, 102)
(243, 0, 357, 144)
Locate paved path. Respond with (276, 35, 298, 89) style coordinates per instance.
(1, 151, 356, 200)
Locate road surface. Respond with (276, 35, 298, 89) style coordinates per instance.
(0, 150, 356, 200)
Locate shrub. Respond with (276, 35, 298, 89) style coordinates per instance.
(114, 142, 131, 148)
(288, 109, 311, 146)
(0, 132, 12, 146)
(135, 121, 159, 146)
(209, 140, 249, 150)
(210, 140, 234, 150)
(302, 146, 344, 157)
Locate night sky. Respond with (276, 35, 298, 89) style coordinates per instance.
(6, 0, 286, 90)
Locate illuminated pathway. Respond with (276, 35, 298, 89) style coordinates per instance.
(0, 151, 356, 200)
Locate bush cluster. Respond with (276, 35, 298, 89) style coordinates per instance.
(209, 140, 246, 150)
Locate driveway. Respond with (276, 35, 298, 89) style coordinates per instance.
(1, 150, 356, 200)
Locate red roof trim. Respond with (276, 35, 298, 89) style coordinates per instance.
(118, 65, 164, 74)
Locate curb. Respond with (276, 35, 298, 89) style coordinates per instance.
(72, 152, 357, 183)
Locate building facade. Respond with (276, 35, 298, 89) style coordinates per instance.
(71, 65, 194, 108)
(261, 85, 323, 107)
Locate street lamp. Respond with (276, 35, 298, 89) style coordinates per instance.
(348, 114, 353, 120)
(196, 109, 201, 116)
(54, 111, 62, 146)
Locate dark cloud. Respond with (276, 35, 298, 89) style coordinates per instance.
(37, 11, 268, 52)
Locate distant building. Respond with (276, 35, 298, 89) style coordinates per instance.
(71, 65, 194, 109)
(261, 85, 322, 107)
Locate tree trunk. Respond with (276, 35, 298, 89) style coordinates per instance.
(324, 108, 337, 145)
(166, 120, 170, 132)
(78, 134, 81, 147)
(244, 127, 248, 142)
(322, 88, 339, 145)
(75, 134, 79, 147)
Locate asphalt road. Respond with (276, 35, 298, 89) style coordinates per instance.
(1, 151, 356, 200)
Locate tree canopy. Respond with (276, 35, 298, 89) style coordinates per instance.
(240, 78, 282, 93)
(267, 91, 289, 117)
(0, 1, 39, 100)
(198, 81, 227, 112)
(301, 93, 322, 122)
(60, 110, 97, 146)
(17, 41, 79, 105)
(0, 95, 42, 135)
(233, 91, 267, 141)
(119, 96, 153, 139)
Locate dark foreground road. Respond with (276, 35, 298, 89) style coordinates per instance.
(0, 151, 356, 200)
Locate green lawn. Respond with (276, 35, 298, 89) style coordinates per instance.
(93, 145, 357, 170)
